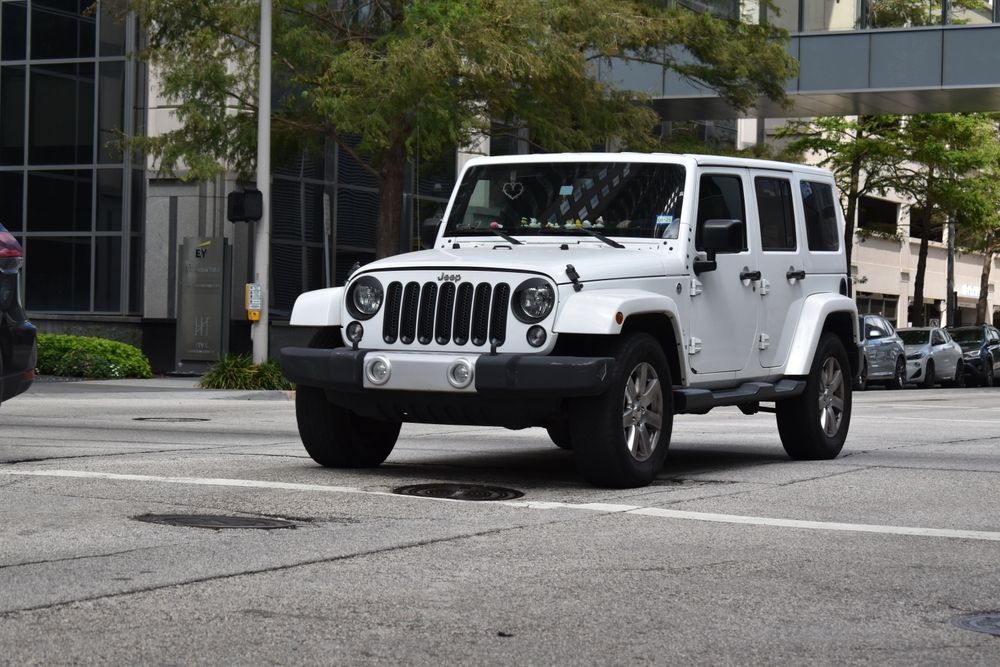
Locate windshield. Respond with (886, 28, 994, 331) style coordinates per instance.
(444, 162, 686, 240)
(949, 328, 983, 344)
(898, 330, 931, 345)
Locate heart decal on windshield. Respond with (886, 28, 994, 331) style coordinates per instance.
(502, 181, 524, 200)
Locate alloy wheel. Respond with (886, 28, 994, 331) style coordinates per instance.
(817, 356, 846, 437)
(621, 362, 663, 462)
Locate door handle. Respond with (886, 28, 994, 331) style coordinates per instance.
(786, 269, 806, 280)
(739, 270, 761, 281)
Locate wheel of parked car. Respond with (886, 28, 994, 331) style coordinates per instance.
(921, 360, 935, 389)
(570, 332, 673, 488)
(546, 421, 573, 450)
(295, 328, 401, 468)
(945, 360, 966, 388)
(855, 359, 868, 391)
(985, 357, 996, 387)
(887, 357, 906, 390)
(776, 333, 851, 460)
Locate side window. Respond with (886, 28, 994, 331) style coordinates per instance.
(754, 177, 796, 251)
(800, 180, 840, 252)
(931, 330, 945, 345)
(696, 173, 746, 252)
(867, 318, 886, 338)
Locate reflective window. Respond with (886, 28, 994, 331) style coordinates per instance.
(98, 61, 125, 163)
(29, 63, 95, 165)
(25, 236, 90, 310)
(27, 170, 92, 232)
(96, 168, 122, 231)
(0, 65, 25, 164)
(1, 1, 27, 60)
(0, 171, 23, 230)
(800, 180, 840, 251)
(94, 235, 120, 311)
(31, 0, 95, 60)
(99, 2, 126, 56)
(755, 176, 796, 251)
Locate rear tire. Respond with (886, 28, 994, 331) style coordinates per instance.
(570, 333, 673, 488)
(776, 333, 851, 460)
(854, 359, 868, 391)
(295, 327, 401, 468)
(545, 422, 573, 450)
(985, 358, 995, 387)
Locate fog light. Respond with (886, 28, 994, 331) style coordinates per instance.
(365, 356, 391, 385)
(447, 359, 474, 389)
(526, 325, 547, 348)
(346, 321, 364, 343)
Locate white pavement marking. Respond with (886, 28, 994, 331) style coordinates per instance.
(5, 469, 1000, 542)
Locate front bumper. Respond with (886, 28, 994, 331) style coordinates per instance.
(906, 358, 926, 381)
(280, 347, 614, 397)
(963, 355, 988, 377)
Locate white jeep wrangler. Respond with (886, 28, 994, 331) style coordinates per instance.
(281, 153, 859, 488)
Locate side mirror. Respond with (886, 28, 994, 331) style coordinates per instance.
(694, 219, 744, 274)
(420, 217, 442, 250)
(866, 328, 882, 339)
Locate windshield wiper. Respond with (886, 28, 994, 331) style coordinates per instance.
(486, 226, 523, 245)
(560, 227, 624, 249)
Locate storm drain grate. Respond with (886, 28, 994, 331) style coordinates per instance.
(953, 612, 1000, 637)
(133, 417, 210, 423)
(133, 514, 297, 530)
(393, 483, 524, 501)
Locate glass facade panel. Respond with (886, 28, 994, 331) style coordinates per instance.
(99, 1, 126, 56)
(27, 169, 92, 232)
(25, 235, 90, 310)
(98, 60, 124, 162)
(31, 0, 95, 60)
(0, 171, 23, 230)
(96, 167, 121, 231)
(1, 1, 27, 60)
(336, 187, 378, 248)
(29, 62, 95, 165)
(94, 234, 120, 311)
(0, 65, 25, 164)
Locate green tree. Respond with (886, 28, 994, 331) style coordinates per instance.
(890, 114, 999, 326)
(123, 0, 796, 258)
(777, 115, 905, 268)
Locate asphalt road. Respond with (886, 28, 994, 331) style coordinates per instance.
(1, 378, 999, 665)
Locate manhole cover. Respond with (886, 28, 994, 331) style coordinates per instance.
(133, 417, 210, 423)
(133, 514, 297, 530)
(953, 612, 1000, 637)
(393, 483, 524, 501)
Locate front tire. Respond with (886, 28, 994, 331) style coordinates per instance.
(776, 333, 851, 460)
(886, 357, 906, 390)
(921, 360, 935, 389)
(570, 333, 673, 488)
(295, 327, 401, 468)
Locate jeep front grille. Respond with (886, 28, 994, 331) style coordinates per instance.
(382, 280, 510, 347)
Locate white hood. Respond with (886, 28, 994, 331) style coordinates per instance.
(356, 243, 687, 284)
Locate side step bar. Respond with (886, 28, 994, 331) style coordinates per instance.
(673, 379, 806, 415)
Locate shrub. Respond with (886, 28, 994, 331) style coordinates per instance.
(37, 334, 153, 379)
(198, 355, 293, 390)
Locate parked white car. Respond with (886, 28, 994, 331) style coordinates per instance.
(898, 327, 965, 388)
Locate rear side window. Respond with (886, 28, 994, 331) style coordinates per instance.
(754, 177, 796, 251)
(800, 180, 840, 252)
(696, 173, 746, 252)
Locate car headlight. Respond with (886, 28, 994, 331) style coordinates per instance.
(906, 352, 924, 361)
(965, 349, 981, 359)
(512, 278, 555, 323)
(347, 276, 384, 319)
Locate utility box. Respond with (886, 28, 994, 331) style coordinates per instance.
(175, 237, 230, 374)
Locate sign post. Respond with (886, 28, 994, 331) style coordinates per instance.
(175, 238, 229, 373)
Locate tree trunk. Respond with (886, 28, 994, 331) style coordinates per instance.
(910, 206, 932, 327)
(844, 158, 862, 271)
(375, 136, 408, 259)
(977, 232, 994, 324)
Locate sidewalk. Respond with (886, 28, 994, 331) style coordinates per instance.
(28, 375, 293, 400)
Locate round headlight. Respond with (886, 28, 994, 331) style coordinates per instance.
(513, 278, 555, 323)
(348, 276, 384, 319)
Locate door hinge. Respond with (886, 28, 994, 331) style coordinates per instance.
(690, 278, 703, 297)
(758, 333, 770, 350)
(759, 278, 770, 295)
(688, 337, 702, 355)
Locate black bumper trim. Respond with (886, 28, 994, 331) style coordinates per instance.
(280, 347, 614, 397)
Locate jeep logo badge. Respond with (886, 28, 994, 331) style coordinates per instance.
(437, 273, 461, 282)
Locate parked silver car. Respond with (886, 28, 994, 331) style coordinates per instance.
(856, 314, 906, 390)
(898, 327, 965, 388)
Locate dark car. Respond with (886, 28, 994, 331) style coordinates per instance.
(947, 324, 1000, 387)
(0, 224, 36, 404)
(856, 314, 906, 390)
